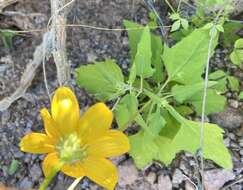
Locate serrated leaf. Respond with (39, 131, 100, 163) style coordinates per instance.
(114, 93, 138, 131)
(171, 81, 217, 103)
(134, 26, 155, 78)
(227, 76, 239, 91)
(171, 20, 181, 32)
(129, 130, 159, 168)
(76, 60, 125, 101)
(188, 89, 226, 115)
(130, 112, 232, 169)
(156, 119, 232, 169)
(163, 26, 218, 84)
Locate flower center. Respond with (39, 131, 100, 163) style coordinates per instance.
(56, 133, 87, 164)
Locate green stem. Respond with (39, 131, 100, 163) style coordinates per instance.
(39, 162, 64, 190)
(164, 0, 176, 13)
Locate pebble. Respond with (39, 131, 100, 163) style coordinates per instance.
(229, 99, 239, 109)
(204, 169, 235, 190)
(157, 175, 172, 190)
(210, 107, 243, 129)
(19, 177, 32, 188)
(29, 164, 42, 181)
(172, 169, 184, 187)
(118, 159, 140, 187)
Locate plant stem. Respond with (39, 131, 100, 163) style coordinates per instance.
(39, 162, 64, 190)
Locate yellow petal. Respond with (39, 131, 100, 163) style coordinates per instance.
(87, 130, 130, 158)
(20, 133, 55, 154)
(78, 103, 113, 143)
(61, 162, 85, 178)
(51, 87, 80, 135)
(82, 157, 118, 190)
(40, 108, 61, 139)
(42, 152, 60, 177)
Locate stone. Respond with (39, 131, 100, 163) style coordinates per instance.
(118, 159, 140, 187)
(172, 169, 184, 187)
(29, 164, 42, 181)
(19, 177, 32, 189)
(157, 175, 172, 190)
(210, 107, 243, 129)
(204, 169, 235, 190)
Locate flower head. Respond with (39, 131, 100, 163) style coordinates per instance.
(20, 87, 130, 190)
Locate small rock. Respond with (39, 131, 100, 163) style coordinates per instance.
(19, 177, 32, 188)
(229, 99, 239, 109)
(118, 159, 139, 187)
(230, 184, 242, 190)
(210, 107, 243, 129)
(239, 138, 243, 147)
(204, 169, 235, 190)
(172, 169, 184, 187)
(146, 172, 156, 184)
(30, 164, 42, 181)
(157, 175, 172, 190)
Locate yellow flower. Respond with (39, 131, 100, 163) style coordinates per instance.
(19, 87, 130, 190)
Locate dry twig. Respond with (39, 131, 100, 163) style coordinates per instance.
(0, 0, 73, 111)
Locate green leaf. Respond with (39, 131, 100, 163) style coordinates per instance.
(216, 24, 224, 33)
(171, 20, 181, 32)
(76, 60, 125, 101)
(181, 19, 189, 30)
(8, 159, 20, 175)
(114, 93, 138, 131)
(209, 70, 227, 93)
(234, 38, 243, 48)
(156, 119, 232, 169)
(227, 76, 239, 91)
(230, 51, 242, 65)
(147, 108, 166, 138)
(130, 113, 232, 169)
(222, 22, 242, 47)
(124, 20, 144, 61)
(230, 38, 243, 66)
(209, 70, 226, 79)
(151, 34, 164, 83)
(129, 130, 159, 168)
(175, 105, 194, 116)
(171, 81, 217, 103)
(134, 26, 155, 79)
(188, 89, 226, 115)
(163, 26, 218, 84)
(0, 30, 16, 48)
(169, 13, 180, 20)
(239, 91, 243, 100)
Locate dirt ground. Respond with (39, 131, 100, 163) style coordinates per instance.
(0, 0, 243, 189)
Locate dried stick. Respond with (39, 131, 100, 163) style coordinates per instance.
(0, 0, 18, 12)
(50, 0, 72, 86)
(0, 0, 73, 111)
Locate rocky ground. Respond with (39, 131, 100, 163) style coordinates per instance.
(0, 0, 243, 190)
